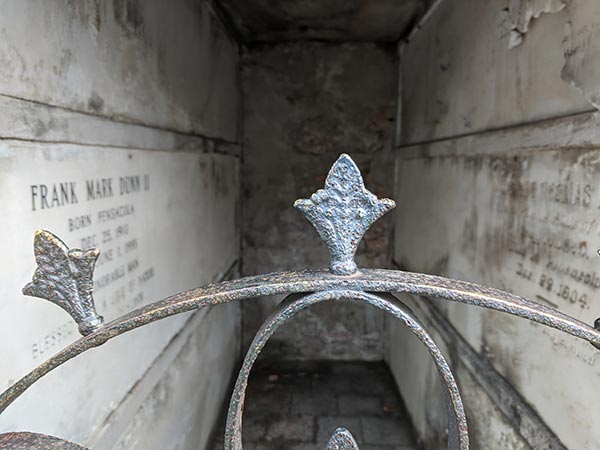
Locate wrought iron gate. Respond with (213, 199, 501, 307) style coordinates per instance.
(1, 154, 599, 450)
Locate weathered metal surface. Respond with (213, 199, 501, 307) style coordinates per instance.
(395, 118, 600, 448)
(22, 230, 103, 336)
(224, 291, 468, 450)
(295, 154, 395, 275)
(0, 145, 239, 442)
(0, 2, 240, 446)
(325, 428, 360, 450)
(5, 265, 599, 421)
(2, 154, 599, 449)
(241, 43, 397, 362)
(0, 432, 87, 449)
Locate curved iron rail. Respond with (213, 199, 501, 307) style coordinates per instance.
(224, 291, 469, 450)
(0, 154, 598, 449)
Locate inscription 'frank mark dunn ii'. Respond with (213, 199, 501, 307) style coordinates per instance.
(30, 175, 150, 211)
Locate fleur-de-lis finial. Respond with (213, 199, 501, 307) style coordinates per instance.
(325, 428, 360, 450)
(294, 154, 395, 275)
(22, 230, 104, 336)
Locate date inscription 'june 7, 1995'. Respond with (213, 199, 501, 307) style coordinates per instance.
(24, 173, 154, 358)
(4, 153, 600, 450)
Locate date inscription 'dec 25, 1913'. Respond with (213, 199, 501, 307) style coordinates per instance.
(1, 154, 600, 450)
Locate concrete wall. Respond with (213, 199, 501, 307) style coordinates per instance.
(388, 1, 600, 449)
(0, 0, 239, 139)
(0, 1, 241, 449)
(241, 42, 397, 360)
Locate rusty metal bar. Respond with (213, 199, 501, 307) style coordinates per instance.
(1, 154, 598, 449)
(224, 291, 468, 450)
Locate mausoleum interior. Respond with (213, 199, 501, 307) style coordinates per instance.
(1, 1, 599, 449)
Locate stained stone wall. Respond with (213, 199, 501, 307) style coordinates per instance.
(241, 42, 398, 361)
(387, 1, 600, 449)
(0, 1, 241, 449)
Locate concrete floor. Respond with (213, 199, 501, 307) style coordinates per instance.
(211, 361, 419, 450)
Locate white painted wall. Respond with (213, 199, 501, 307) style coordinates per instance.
(400, 0, 592, 144)
(0, 1, 241, 449)
(0, 0, 239, 141)
(389, 1, 600, 449)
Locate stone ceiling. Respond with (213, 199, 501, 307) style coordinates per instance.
(215, 0, 430, 42)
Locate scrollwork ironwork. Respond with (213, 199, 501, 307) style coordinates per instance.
(22, 230, 104, 336)
(325, 428, 360, 450)
(294, 153, 395, 275)
(224, 291, 468, 450)
(1, 154, 599, 449)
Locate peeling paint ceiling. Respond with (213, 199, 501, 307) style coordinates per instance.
(215, 0, 429, 42)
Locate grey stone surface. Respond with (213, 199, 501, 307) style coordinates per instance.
(361, 418, 414, 446)
(240, 42, 397, 361)
(292, 390, 338, 416)
(324, 362, 399, 396)
(399, 0, 591, 145)
(317, 417, 363, 444)
(265, 415, 316, 442)
(338, 395, 383, 417)
(216, 0, 428, 42)
(210, 362, 417, 450)
(389, 2, 598, 449)
(242, 415, 270, 442)
(0, 0, 240, 140)
(0, 2, 241, 448)
(245, 390, 293, 415)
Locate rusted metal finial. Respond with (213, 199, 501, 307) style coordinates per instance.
(593, 319, 600, 350)
(22, 230, 104, 336)
(326, 428, 360, 450)
(294, 154, 395, 275)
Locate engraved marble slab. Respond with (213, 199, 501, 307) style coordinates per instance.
(0, 143, 238, 442)
(394, 137, 600, 449)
